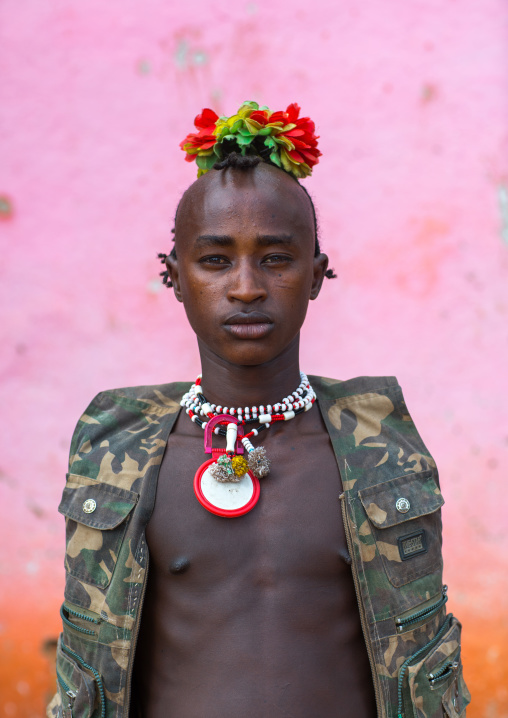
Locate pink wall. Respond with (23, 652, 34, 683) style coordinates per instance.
(1, 1, 507, 715)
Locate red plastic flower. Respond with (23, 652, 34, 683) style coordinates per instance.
(179, 101, 321, 179)
(180, 108, 219, 162)
(275, 103, 322, 173)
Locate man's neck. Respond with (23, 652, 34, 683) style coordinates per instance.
(197, 336, 303, 409)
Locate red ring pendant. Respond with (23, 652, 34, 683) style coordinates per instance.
(194, 457, 261, 517)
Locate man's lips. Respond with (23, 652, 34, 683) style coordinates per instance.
(223, 312, 274, 339)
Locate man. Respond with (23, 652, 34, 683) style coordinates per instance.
(49, 102, 469, 718)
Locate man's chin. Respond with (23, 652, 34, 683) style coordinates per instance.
(201, 342, 283, 369)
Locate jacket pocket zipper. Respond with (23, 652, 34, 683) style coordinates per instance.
(61, 641, 106, 718)
(60, 604, 98, 637)
(428, 653, 460, 687)
(397, 613, 453, 718)
(57, 670, 76, 717)
(395, 585, 448, 633)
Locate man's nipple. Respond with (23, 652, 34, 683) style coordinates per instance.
(338, 548, 352, 566)
(169, 556, 191, 575)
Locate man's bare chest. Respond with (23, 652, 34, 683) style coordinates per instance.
(147, 408, 350, 585)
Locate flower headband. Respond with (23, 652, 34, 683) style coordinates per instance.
(180, 101, 321, 180)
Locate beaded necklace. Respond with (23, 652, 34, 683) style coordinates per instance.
(182, 373, 316, 517)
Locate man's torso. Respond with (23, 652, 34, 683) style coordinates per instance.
(135, 403, 377, 718)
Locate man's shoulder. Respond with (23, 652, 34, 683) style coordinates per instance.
(311, 374, 400, 401)
(94, 380, 192, 409)
(81, 380, 192, 417)
(70, 382, 191, 476)
(69, 381, 191, 456)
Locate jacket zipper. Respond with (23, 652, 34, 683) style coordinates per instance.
(340, 493, 383, 717)
(123, 545, 150, 718)
(122, 405, 183, 718)
(396, 614, 452, 718)
(395, 586, 448, 633)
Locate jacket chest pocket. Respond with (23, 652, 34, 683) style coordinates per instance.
(358, 470, 444, 587)
(58, 477, 138, 589)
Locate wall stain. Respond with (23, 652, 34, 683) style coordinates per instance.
(0, 195, 13, 220)
(421, 83, 438, 104)
(498, 185, 508, 244)
(137, 59, 151, 75)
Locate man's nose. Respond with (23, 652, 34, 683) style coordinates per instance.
(227, 261, 267, 304)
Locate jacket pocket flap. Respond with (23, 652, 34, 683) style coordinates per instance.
(58, 483, 138, 529)
(359, 470, 444, 528)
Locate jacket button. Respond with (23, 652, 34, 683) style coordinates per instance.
(396, 497, 410, 513)
(82, 498, 97, 514)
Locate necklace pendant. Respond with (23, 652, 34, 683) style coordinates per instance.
(194, 414, 261, 517)
(194, 454, 260, 517)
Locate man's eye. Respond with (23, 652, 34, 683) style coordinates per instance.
(263, 254, 292, 264)
(199, 256, 230, 266)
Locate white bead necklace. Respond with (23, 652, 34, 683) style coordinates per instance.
(181, 372, 316, 482)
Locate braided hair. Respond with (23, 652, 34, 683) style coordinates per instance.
(158, 153, 336, 288)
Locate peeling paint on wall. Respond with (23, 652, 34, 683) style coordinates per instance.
(174, 39, 208, 69)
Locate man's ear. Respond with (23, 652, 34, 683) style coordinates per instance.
(310, 253, 330, 300)
(166, 255, 183, 303)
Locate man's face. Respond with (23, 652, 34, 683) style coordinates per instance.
(168, 163, 328, 367)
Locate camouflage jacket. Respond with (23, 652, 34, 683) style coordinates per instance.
(48, 375, 470, 718)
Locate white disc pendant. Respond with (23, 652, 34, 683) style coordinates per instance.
(194, 458, 260, 517)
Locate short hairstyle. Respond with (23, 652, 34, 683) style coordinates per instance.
(158, 153, 336, 288)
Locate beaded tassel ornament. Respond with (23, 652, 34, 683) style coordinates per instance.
(181, 372, 316, 482)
